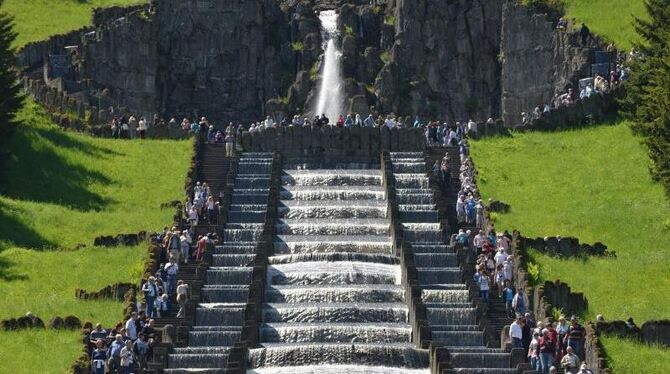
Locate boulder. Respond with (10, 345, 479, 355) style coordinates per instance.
(48, 316, 65, 329)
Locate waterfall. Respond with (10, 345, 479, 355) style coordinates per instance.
(314, 10, 344, 123)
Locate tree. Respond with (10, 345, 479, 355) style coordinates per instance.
(0, 0, 23, 144)
(622, 0, 670, 196)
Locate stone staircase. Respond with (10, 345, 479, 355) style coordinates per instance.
(389, 152, 518, 374)
(162, 153, 274, 374)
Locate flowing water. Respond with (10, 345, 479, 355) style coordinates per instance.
(390, 153, 516, 374)
(165, 153, 274, 374)
(249, 163, 429, 373)
(313, 10, 344, 124)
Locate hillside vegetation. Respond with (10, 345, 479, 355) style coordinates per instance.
(471, 123, 670, 373)
(2, 0, 145, 47)
(563, 0, 645, 51)
(0, 101, 191, 372)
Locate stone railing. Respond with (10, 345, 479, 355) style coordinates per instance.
(241, 126, 425, 157)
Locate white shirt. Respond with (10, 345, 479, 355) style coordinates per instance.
(510, 321, 523, 339)
(468, 120, 477, 132)
(138, 119, 147, 131)
(473, 234, 486, 248)
(494, 251, 509, 265)
(125, 318, 137, 340)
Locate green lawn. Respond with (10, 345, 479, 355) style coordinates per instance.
(564, 0, 646, 50)
(0, 329, 83, 374)
(0, 101, 191, 372)
(600, 336, 669, 373)
(2, 0, 146, 47)
(471, 122, 670, 372)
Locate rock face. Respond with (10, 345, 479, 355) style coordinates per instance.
(377, 0, 503, 120)
(500, 2, 591, 125)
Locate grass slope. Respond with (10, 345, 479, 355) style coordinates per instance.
(2, 0, 146, 47)
(0, 100, 191, 250)
(471, 122, 670, 372)
(0, 101, 191, 373)
(563, 0, 646, 50)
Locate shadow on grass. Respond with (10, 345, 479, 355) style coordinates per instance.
(0, 255, 28, 281)
(0, 125, 115, 211)
(0, 200, 57, 251)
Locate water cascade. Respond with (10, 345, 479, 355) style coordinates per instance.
(389, 153, 517, 374)
(248, 161, 429, 373)
(313, 10, 344, 123)
(164, 153, 274, 374)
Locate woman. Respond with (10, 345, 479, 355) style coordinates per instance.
(354, 113, 363, 127)
(528, 331, 540, 371)
(478, 270, 490, 304)
(512, 287, 528, 316)
(206, 196, 216, 223)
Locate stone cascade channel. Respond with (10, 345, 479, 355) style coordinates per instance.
(390, 152, 517, 374)
(247, 160, 430, 374)
(165, 153, 274, 374)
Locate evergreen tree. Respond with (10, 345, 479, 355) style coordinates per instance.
(622, 0, 670, 196)
(0, 0, 23, 144)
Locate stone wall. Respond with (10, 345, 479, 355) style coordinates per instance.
(500, 2, 593, 126)
(596, 320, 670, 347)
(239, 126, 425, 157)
(377, 0, 503, 120)
(522, 235, 614, 258)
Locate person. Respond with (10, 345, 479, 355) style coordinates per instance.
(111, 117, 119, 138)
(556, 315, 569, 356)
(125, 312, 138, 341)
(560, 346, 580, 374)
(225, 131, 235, 157)
(556, 17, 567, 30)
(528, 331, 540, 371)
(354, 113, 363, 127)
(137, 116, 147, 139)
(509, 315, 524, 348)
(467, 119, 477, 138)
(512, 287, 528, 315)
(475, 200, 485, 228)
(320, 114, 330, 126)
(206, 196, 216, 223)
(577, 363, 593, 374)
(473, 230, 486, 255)
(180, 230, 192, 263)
(565, 316, 586, 360)
(579, 23, 590, 46)
(120, 119, 129, 139)
(128, 115, 137, 139)
(502, 281, 515, 318)
(90, 323, 108, 345)
(107, 334, 125, 373)
(478, 270, 490, 303)
(364, 114, 375, 127)
(336, 115, 345, 127)
(119, 340, 134, 374)
(344, 114, 354, 127)
(539, 328, 556, 374)
(91, 339, 107, 374)
(134, 333, 150, 373)
(176, 280, 189, 318)
(141, 277, 159, 318)
(141, 319, 157, 339)
(156, 293, 169, 317)
(164, 259, 178, 295)
(264, 116, 274, 129)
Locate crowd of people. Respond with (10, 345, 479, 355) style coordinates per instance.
(109, 114, 149, 139)
(87, 314, 157, 374)
(447, 129, 592, 374)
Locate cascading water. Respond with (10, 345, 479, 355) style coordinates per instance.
(313, 10, 344, 123)
(390, 153, 517, 374)
(249, 162, 429, 373)
(164, 153, 274, 374)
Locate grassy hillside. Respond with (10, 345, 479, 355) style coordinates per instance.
(2, 0, 146, 47)
(471, 122, 670, 372)
(563, 0, 646, 51)
(0, 101, 191, 372)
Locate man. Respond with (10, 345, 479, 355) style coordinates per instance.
(509, 315, 524, 348)
(512, 287, 528, 316)
(107, 334, 125, 373)
(467, 119, 478, 138)
(364, 114, 375, 127)
(91, 339, 107, 374)
(502, 281, 515, 318)
(579, 23, 590, 46)
(180, 230, 192, 264)
(538, 328, 556, 374)
(141, 319, 157, 340)
(264, 116, 274, 129)
(141, 277, 159, 318)
(164, 258, 178, 295)
(560, 346, 580, 374)
(134, 333, 150, 373)
(90, 323, 108, 345)
(565, 316, 586, 360)
(473, 230, 486, 255)
(125, 312, 139, 341)
(577, 363, 593, 374)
